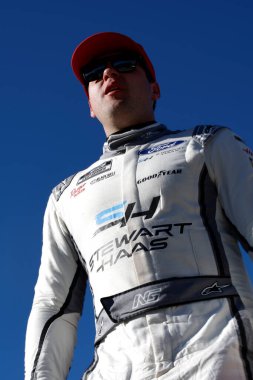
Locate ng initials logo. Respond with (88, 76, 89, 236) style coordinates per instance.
(132, 287, 162, 309)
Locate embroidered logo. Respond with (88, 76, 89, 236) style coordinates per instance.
(201, 282, 230, 296)
(77, 160, 112, 184)
(132, 288, 162, 309)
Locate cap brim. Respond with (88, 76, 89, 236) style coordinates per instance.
(71, 32, 156, 86)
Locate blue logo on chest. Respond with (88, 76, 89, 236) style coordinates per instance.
(138, 140, 185, 155)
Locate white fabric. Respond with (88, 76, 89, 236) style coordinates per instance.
(25, 124, 253, 379)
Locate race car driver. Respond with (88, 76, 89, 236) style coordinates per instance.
(25, 32, 253, 380)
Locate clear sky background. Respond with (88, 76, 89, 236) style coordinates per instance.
(1, 1, 253, 379)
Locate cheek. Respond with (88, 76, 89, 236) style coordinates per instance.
(88, 89, 101, 110)
(88, 82, 101, 101)
(87, 85, 95, 102)
(135, 83, 154, 104)
(88, 91, 99, 118)
(133, 76, 153, 97)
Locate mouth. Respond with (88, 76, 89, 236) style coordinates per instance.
(105, 83, 124, 95)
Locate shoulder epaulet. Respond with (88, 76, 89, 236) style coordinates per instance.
(192, 125, 226, 147)
(53, 174, 76, 201)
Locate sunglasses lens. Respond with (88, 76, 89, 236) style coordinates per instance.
(112, 59, 137, 72)
(83, 63, 106, 84)
(82, 57, 138, 86)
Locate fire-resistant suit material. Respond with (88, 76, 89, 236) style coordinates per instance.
(25, 123, 253, 380)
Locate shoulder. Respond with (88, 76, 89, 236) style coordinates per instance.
(192, 124, 228, 147)
(52, 158, 107, 201)
(52, 173, 77, 202)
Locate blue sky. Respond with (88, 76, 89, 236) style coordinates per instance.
(1, 1, 253, 379)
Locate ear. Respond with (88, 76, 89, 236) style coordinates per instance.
(151, 82, 161, 101)
(88, 100, 96, 118)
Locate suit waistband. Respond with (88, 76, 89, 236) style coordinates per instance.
(95, 275, 238, 345)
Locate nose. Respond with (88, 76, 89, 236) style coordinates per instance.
(103, 64, 119, 81)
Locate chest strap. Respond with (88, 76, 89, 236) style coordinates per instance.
(95, 276, 238, 345)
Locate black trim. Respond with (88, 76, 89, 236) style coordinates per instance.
(198, 165, 230, 276)
(101, 274, 233, 299)
(30, 263, 85, 380)
(221, 208, 253, 253)
(234, 135, 245, 144)
(95, 275, 237, 344)
(192, 125, 225, 147)
(53, 174, 76, 201)
(69, 233, 90, 274)
(228, 297, 253, 380)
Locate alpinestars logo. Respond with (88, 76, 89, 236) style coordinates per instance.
(201, 282, 230, 296)
(94, 196, 160, 236)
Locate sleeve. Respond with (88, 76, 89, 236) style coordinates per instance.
(25, 194, 87, 380)
(204, 128, 253, 254)
(204, 128, 253, 321)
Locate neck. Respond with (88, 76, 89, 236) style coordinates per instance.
(107, 120, 156, 139)
(103, 122, 168, 154)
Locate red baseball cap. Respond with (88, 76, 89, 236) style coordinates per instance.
(71, 32, 156, 87)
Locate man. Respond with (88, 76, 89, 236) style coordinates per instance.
(25, 32, 253, 380)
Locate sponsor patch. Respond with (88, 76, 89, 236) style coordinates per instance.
(90, 172, 115, 185)
(138, 140, 185, 155)
(137, 169, 182, 184)
(89, 222, 192, 272)
(70, 184, 85, 198)
(94, 196, 160, 236)
(77, 161, 112, 184)
(138, 156, 154, 163)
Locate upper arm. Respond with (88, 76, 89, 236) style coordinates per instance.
(204, 128, 253, 252)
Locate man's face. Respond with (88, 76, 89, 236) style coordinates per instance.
(85, 53, 160, 132)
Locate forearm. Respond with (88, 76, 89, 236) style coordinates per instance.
(25, 306, 80, 380)
(25, 194, 87, 379)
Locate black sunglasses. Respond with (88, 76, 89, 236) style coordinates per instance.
(81, 57, 138, 86)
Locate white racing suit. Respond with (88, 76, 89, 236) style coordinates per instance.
(25, 123, 253, 380)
